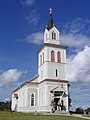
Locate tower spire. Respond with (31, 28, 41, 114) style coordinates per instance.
(47, 8, 54, 30)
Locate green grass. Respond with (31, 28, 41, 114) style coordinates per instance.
(83, 114, 90, 117)
(0, 111, 87, 120)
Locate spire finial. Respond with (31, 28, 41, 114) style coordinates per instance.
(49, 8, 52, 15)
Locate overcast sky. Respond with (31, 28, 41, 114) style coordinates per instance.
(0, 0, 90, 109)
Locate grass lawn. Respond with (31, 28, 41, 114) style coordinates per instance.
(0, 111, 87, 120)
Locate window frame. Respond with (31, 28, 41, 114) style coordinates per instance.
(52, 31, 56, 40)
(57, 51, 61, 63)
(40, 55, 42, 65)
(51, 50, 55, 62)
(30, 93, 35, 106)
(56, 69, 58, 77)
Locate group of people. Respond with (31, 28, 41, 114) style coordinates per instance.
(51, 99, 63, 113)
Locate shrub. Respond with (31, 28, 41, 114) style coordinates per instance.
(87, 107, 90, 112)
(76, 107, 84, 114)
(0, 101, 11, 111)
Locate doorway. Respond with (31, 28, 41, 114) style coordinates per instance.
(54, 98, 60, 110)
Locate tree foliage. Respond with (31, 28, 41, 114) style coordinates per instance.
(76, 107, 84, 114)
(87, 107, 90, 112)
(0, 101, 11, 111)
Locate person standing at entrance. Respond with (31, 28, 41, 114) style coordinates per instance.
(51, 101, 56, 113)
(57, 99, 61, 111)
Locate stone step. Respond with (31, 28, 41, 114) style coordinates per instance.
(55, 110, 69, 114)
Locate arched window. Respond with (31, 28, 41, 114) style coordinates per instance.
(57, 52, 61, 63)
(51, 51, 55, 62)
(52, 31, 56, 40)
(54, 32, 56, 39)
(31, 93, 35, 106)
(52, 32, 54, 39)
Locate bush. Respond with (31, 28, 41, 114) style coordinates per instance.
(87, 107, 90, 112)
(0, 101, 11, 111)
(76, 107, 84, 114)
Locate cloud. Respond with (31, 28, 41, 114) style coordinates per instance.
(67, 46, 90, 82)
(0, 69, 25, 85)
(5, 98, 10, 102)
(61, 18, 90, 108)
(24, 18, 90, 48)
(25, 32, 43, 45)
(20, 0, 36, 6)
(0, 82, 23, 101)
(70, 82, 90, 108)
(0, 83, 2, 87)
(0, 69, 26, 101)
(26, 9, 40, 25)
(61, 18, 90, 52)
(61, 34, 90, 49)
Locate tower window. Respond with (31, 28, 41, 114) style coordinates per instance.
(54, 32, 56, 39)
(31, 93, 35, 106)
(51, 51, 55, 62)
(52, 31, 56, 39)
(57, 52, 61, 63)
(40, 55, 42, 65)
(56, 69, 58, 77)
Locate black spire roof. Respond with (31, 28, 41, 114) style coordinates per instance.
(47, 8, 54, 30)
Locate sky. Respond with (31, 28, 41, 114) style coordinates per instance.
(0, 0, 90, 109)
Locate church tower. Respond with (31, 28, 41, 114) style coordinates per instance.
(44, 8, 60, 45)
(38, 8, 67, 83)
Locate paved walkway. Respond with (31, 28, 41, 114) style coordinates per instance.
(72, 114, 90, 120)
(43, 112, 90, 120)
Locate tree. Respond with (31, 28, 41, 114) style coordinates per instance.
(0, 101, 11, 111)
(85, 107, 90, 115)
(87, 107, 90, 112)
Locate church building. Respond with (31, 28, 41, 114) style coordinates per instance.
(11, 8, 70, 113)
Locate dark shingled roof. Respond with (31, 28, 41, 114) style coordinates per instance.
(47, 12, 54, 30)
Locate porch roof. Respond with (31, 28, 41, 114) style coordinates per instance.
(50, 86, 66, 92)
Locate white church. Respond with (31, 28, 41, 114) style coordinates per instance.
(11, 8, 71, 113)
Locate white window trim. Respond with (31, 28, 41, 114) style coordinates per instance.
(30, 93, 35, 106)
(52, 31, 56, 40)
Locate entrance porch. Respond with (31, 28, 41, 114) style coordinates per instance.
(50, 85, 67, 113)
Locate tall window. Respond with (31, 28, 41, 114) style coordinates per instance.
(51, 51, 55, 62)
(31, 93, 35, 106)
(57, 52, 61, 63)
(52, 31, 56, 39)
(40, 55, 42, 65)
(54, 32, 56, 39)
(56, 69, 58, 77)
